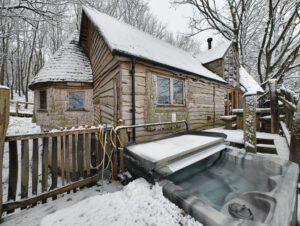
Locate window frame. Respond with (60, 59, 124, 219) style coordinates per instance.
(68, 91, 85, 111)
(39, 90, 47, 111)
(156, 75, 185, 106)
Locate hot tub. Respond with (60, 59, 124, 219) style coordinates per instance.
(124, 132, 298, 226)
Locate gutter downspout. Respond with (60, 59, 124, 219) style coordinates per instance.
(130, 58, 136, 142)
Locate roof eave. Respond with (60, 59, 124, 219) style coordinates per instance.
(112, 49, 227, 84)
(29, 81, 93, 90)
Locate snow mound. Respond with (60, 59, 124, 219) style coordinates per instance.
(40, 178, 202, 226)
(0, 85, 9, 89)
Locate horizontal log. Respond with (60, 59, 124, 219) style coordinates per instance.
(280, 121, 291, 146)
(2, 175, 98, 212)
(10, 101, 34, 105)
(5, 128, 102, 142)
(278, 96, 296, 111)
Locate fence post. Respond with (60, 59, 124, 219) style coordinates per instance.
(118, 119, 126, 172)
(16, 101, 19, 117)
(0, 86, 10, 218)
(269, 79, 279, 133)
(243, 94, 257, 153)
(290, 99, 300, 166)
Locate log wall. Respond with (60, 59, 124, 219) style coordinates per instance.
(119, 61, 226, 141)
(80, 13, 226, 140)
(80, 13, 120, 126)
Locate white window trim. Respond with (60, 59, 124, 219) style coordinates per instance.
(156, 75, 185, 106)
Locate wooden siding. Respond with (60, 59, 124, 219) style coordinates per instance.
(119, 61, 226, 141)
(80, 13, 120, 125)
(204, 59, 224, 77)
(80, 12, 226, 140)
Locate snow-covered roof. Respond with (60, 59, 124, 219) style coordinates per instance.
(0, 85, 9, 90)
(82, 7, 225, 84)
(196, 40, 232, 64)
(239, 66, 264, 95)
(29, 32, 93, 89)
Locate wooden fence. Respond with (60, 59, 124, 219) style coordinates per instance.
(9, 101, 34, 117)
(277, 86, 300, 166)
(2, 126, 115, 213)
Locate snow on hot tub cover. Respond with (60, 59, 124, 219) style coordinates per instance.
(29, 31, 93, 89)
(82, 6, 225, 84)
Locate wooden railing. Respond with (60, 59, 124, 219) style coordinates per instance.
(10, 101, 34, 117)
(3, 126, 112, 213)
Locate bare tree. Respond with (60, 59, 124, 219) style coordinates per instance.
(174, 0, 300, 89)
(1, 0, 201, 96)
(75, 0, 200, 53)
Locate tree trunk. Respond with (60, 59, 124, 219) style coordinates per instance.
(25, 24, 38, 108)
(290, 99, 300, 166)
(0, 86, 10, 219)
(269, 79, 279, 134)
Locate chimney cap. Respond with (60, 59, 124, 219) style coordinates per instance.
(207, 37, 213, 49)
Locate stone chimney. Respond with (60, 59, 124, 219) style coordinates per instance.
(207, 38, 213, 50)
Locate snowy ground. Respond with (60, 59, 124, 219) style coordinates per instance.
(6, 116, 41, 136)
(9, 91, 34, 115)
(2, 179, 201, 226)
(2, 181, 123, 226)
(206, 127, 289, 160)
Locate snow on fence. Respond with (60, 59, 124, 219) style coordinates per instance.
(10, 101, 34, 118)
(277, 85, 300, 166)
(2, 126, 116, 214)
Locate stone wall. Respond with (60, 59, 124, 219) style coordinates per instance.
(34, 86, 94, 130)
(224, 46, 239, 87)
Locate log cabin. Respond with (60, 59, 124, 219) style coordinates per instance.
(29, 6, 263, 141)
(196, 39, 263, 115)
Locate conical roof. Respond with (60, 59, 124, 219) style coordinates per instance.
(29, 31, 93, 89)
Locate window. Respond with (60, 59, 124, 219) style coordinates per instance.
(157, 77, 170, 104)
(173, 80, 183, 104)
(157, 76, 184, 105)
(69, 92, 85, 110)
(39, 90, 47, 110)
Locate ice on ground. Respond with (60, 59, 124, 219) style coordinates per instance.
(40, 178, 202, 226)
(127, 135, 222, 163)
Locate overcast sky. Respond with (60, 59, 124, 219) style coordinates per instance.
(147, 0, 223, 49)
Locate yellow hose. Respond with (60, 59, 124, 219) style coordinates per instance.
(90, 127, 119, 181)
